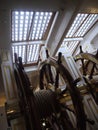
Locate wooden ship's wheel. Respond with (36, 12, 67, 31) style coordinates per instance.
(10, 51, 95, 130)
(39, 51, 87, 130)
(74, 46, 98, 104)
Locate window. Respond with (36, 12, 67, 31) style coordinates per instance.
(12, 42, 41, 64)
(11, 11, 55, 65)
(58, 13, 98, 55)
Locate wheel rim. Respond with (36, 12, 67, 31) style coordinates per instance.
(39, 57, 86, 130)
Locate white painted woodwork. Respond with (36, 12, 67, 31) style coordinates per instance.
(62, 52, 83, 81)
(83, 94, 98, 130)
(66, 93, 98, 130)
(0, 49, 18, 104)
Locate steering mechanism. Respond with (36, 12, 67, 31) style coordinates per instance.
(39, 50, 87, 130)
(7, 51, 90, 130)
(74, 46, 98, 104)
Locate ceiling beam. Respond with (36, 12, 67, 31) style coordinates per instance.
(0, 0, 61, 11)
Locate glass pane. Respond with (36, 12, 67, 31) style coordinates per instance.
(12, 11, 53, 42)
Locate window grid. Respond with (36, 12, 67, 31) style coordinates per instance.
(12, 43, 40, 64)
(22, 45, 26, 62)
(34, 12, 43, 40)
(66, 13, 98, 38)
(33, 44, 40, 61)
(74, 14, 97, 37)
(37, 14, 44, 40)
(12, 11, 53, 42)
(12, 11, 54, 65)
(22, 12, 27, 41)
(66, 14, 88, 37)
(29, 12, 52, 40)
(31, 44, 37, 62)
(27, 44, 33, 62)
(59, 13, 98, 55)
